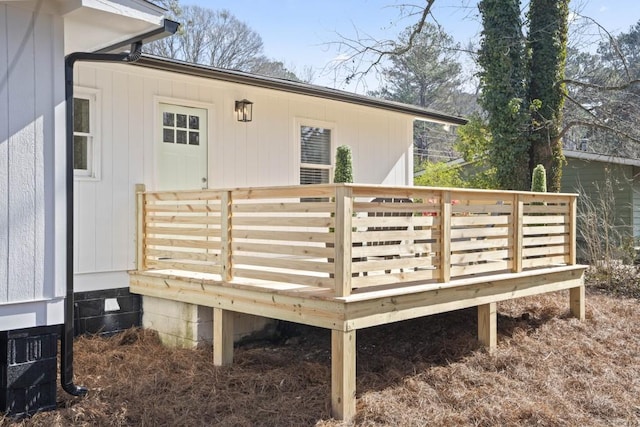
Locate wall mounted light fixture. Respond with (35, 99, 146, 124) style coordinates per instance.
(235, 99, 253, 122)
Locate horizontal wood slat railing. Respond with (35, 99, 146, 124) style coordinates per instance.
(136, 184, 577, 297)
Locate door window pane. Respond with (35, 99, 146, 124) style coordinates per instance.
(189, 132, 199, 145)
(163, 128, 174, 143)
(163, 112, 174, 127)
(176, 130, 187, 144)
(176, 114, 187, 129)
(189, 115, 199, 130)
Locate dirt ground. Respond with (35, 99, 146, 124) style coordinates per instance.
(2, 287, 639, 426)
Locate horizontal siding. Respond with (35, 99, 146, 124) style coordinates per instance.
(633, 167, 640, 239)
(73, 62, 414, 276)
(1, 4, 63, 311)
(562, 157, 633, 235)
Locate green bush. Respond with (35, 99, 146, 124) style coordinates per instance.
(414, 161, 464, 188)
(334, 145, 353, 184)
(531, 164, 546, 192)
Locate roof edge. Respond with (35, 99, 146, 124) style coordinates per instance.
(564, 150, 640, 167)
(133, 55, 468, 126)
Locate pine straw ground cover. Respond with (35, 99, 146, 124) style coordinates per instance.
(2, 286, 639, 426)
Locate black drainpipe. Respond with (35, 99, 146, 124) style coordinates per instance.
(62, 19, 179, 396)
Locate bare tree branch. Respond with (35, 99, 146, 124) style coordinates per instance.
(327, 0, 436, 86)
(573, 12, 632, 79)
(561, 92, 640, 144)
(562, 78, 640, 92)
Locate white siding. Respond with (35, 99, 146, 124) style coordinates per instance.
(73, 62, 415, 287)
(0, 6, 8, 303)
(0, 4, 65, 328)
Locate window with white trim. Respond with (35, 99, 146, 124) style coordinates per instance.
(300, 124, 333, 185)
(73, 90, 99, 178)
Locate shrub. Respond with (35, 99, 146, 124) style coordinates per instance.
(334, 145, 353, 184)
(414, 161, 464, 188)
(576, 168, 637, 293)
(531, 164, 546, 192)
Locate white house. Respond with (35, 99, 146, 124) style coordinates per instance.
(71, 54, 466, 347)
(0, 0, 465, 417)
(0, 0, 174, 416)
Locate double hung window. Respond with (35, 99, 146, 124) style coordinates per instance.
(73, 90, 99, 178)
(299, 124, 333, 185)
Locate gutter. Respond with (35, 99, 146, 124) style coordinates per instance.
(62, 19, 179, 397)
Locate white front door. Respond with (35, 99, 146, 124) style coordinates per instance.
(157, 103, 208, 190)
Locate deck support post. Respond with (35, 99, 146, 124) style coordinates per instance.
(331, 329, 356, 421)
(135, 183, 146, 271)
(213, 308, 234, 366)
(477, 302, 497, 353)
(569, 285, 585, 321)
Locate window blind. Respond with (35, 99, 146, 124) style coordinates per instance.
(301, 126, 331, 166)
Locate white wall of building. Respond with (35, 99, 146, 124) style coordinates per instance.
(72, 61, 415, 289)
(0, 3, 66, 329)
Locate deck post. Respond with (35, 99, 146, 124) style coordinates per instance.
(135, 183, 146, 271)
(513, 194, 523, 273)
(221, 190, 233, 281)
(334, 185, 353, 297)
(568, 196, 577, 265)
(440, 191, 451, 282)
(331, 329, 356, 421)
(569, 284, 585, 321)
(213, 308, 234, 366)
(477, 302, 497, 353)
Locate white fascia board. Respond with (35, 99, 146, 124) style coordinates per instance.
(60, 0, 163, 24)
(0, 298, 65, 330)
(79, 0, 164, 24)
(63, 1, 166, 54)
(564, 150, 640, 168)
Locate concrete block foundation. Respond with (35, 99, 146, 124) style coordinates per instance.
(142, 296, 275, 348)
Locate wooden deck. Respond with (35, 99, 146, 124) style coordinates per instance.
(129, 183, 587, 421)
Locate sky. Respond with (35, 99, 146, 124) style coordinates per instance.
(182, 0, 640, 92)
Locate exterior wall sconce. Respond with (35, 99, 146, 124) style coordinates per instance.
(235, 99, 253, 122)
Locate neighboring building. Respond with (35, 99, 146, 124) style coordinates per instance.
(561, 150, 640, 257)
(1, 0, 465, 416)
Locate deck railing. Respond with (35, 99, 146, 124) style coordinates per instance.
(136, 184, 577, 297)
